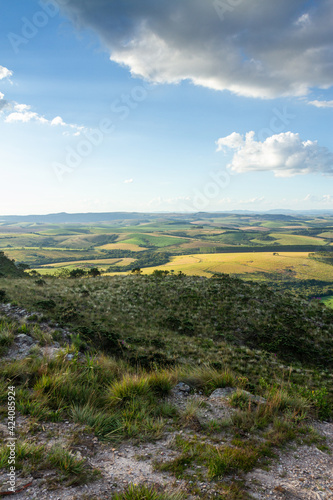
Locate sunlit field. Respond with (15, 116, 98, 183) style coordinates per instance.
(135, 252, 333, 281)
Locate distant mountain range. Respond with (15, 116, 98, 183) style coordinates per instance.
(0, 209, 333, 224)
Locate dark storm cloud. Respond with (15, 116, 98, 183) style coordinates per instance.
(60, 0, 333, 98)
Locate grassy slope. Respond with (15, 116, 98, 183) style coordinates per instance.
(1, 273, 332, 498)
(1, 274, 332, 371)
(0, 252, 25, 277)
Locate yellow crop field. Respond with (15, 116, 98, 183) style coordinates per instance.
(138, 252, 333, 281)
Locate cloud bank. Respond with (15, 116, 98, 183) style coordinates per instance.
(216, 131, 333, 177)
(59, 0, 333, 98)
(3, 102, 84, 134)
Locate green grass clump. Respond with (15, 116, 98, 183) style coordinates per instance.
(47, 444, 87, 476)
(157, 435, 263, 479)
(0, 441, 44, 470)
(107, 375, 152, 406)
(111, 484, 185, 500)
(178, 366, 235, 394)
(208, 445, 260, 478)
(0, 320, 15, 355)
(0, 440, 96, 485)
(106, 371, 176, 407)
(71, 404, 123, 440)
(30, 325, 52, 346)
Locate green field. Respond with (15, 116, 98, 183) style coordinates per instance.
(1, 215, 333, 499)
(319, 232, 333, 239)
(268, 233, 328, 246)
(1, 213, 333, 295)
(322, 295, 333, 308)
(120, 233, 189, 248)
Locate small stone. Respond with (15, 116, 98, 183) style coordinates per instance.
(209, 387, 235, 399)
(175, 382, 191, 393)
(15, 334, 34, 345)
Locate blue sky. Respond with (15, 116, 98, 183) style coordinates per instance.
(0, 0, 332, 215)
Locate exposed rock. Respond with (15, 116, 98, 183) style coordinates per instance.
(174, 382, 191, 393)
(15, 334, 34, 346)
(209, 387, 266, 405)
(209, 387, 236, 399)
(242, 390, 267, 405)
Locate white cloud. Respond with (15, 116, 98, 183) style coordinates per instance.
(0, 68, 12, 111)
(51, 116, 66, 126)
(239, 197, 265, 204)
(216, 131, 333, 177)
(14, 103, 30, 112)
(5, 110, 48, 124)
(3, 99, 84, 134)
(295, 13, 311, 27)
(60, 0, 333, 98)
(0, 92, 8, 111)
(0, 66, 12, 81)
(124, 179, 133, 184)
(304, 194, 333, 203)
(0, 66, 84, 135)
(308, 100, 333, 108)
(146, 196, 191, 209)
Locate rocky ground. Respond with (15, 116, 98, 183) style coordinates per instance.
(246, 421, 333, 499)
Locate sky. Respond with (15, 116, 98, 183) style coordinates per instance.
(0, 0, 333, 215)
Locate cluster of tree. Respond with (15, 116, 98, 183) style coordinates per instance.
(131, 269, 185, 278)
(55, 268, 101, 278)
(288, 228, 330, 237)
(26, 252, 99, 267)
(30, 249, 137, 267)
(309, 252, 333, 266)
(107, 251, 171, 272)
(178, 245, 332, 255)
(265, 278, 333, 299)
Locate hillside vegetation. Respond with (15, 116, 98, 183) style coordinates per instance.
(0, 251, 25, 278)
(0, 272, 332, 498)
(1, 213, 333, 497)
(1, 274, 332, 372)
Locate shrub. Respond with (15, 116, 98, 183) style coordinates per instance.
(69, 269, 86, 278)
